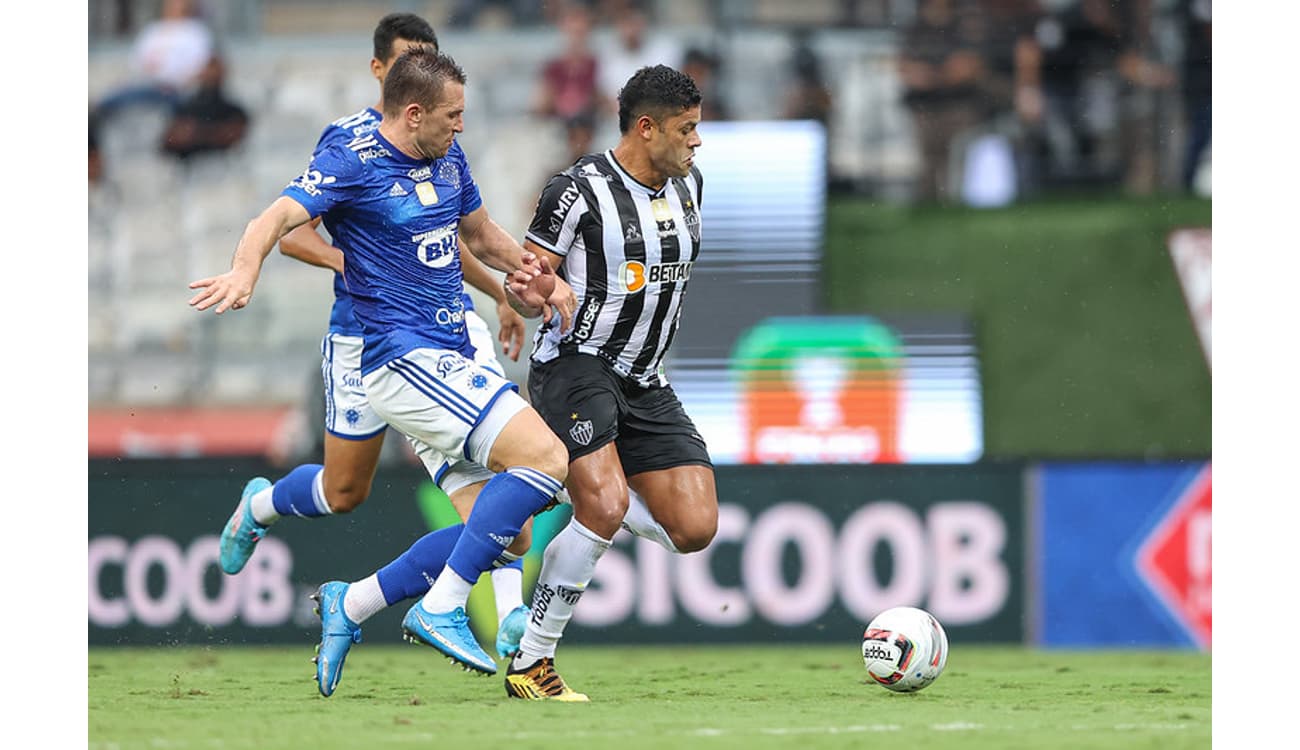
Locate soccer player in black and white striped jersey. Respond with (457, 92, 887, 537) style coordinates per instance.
(501, 65, 718, 701)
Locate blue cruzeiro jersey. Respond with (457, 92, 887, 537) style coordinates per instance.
(311, 107, 475, 337)
(284, 129, 484, 375)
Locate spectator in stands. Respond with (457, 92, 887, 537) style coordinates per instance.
(782, 33, 834, 126)
(1178, 0, 1211, 193)
(89, 112, 104, 184)
(1029, 0, 1173, 188)
(683, 47, 730, 122)
(968, 0, 1047, 194)
(594, 1, 682, 116)
(92, 0, 214, 123)
(898, 0, 990, 202)
(532, 2, 606, 122)
(160, 55, 250, 161)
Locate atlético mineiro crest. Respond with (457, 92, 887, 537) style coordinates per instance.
(569, 419, 594, 446)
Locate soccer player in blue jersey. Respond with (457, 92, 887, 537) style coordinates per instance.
(204, 14, 533, 696)
(190, 46, 577, 679)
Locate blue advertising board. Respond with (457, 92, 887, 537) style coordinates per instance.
(1034, 461, 1211, 648)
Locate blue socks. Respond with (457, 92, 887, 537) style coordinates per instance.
(376, 525, 464, 604)
(270, 464, 331, 518)
(444, 467, 560, 583)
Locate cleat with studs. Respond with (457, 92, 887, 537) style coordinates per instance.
(313, 582, 362, 697)
(400, 601, 497, 675)
(218, 477, 272, 574)
(504, 655, 589, 702)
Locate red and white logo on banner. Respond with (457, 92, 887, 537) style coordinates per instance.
(1167, 228, 1212, 371)
(1135, 465, 1212, 649)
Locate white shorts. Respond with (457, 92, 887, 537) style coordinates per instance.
(465, 308, 506, 377)
(323, 310, 508, 488)
(362, 346, 527, 483)
(321, 333, 386, 440)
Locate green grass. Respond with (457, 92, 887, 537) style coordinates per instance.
(89, 644, 1210, 750)
(823, 194, 1212, 459)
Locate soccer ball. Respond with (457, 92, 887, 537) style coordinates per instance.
(861, 606, 948, 693)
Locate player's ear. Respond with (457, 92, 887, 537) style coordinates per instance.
(369, 57, 384, 83)
(636, 114, 657, 141)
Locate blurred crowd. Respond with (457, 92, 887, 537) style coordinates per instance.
(89, 0, 1211, 204)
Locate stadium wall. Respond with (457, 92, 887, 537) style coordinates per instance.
(88, 458, 1209, 650)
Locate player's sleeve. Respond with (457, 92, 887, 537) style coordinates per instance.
(311, 123, 339, 154)
(524, 173, 583, 257)
(280, 143, 362, 219)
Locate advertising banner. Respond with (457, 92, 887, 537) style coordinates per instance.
(89, 460, 1025, 646)
(1034, 461, 1211, 649)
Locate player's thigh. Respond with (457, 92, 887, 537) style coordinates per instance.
(363, 347, 525, 468)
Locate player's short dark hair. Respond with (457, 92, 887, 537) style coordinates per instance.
(617, 64, 702, 133)
(373, 13, 438, 61)
(382, 47, 467, 116)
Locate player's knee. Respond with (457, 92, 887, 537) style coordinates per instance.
(669, 511, 718, 553)
(572, 487, 629, 536)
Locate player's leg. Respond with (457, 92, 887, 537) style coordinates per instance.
(507, 355, 629, 701)
(312, 520, 465, 696)
(445, 478, 533, 657)
(365, 348, 565, 674)
(456, 308, 535, 654)
(618, 381, 718, 553)
(219, 333, 386, 574)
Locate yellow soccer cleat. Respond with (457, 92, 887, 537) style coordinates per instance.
(504, 656, 590, 702)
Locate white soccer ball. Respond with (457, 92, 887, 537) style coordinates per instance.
(861, 606, 949, 693)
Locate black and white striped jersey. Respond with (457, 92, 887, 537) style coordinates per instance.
(524, 150, 703, 387)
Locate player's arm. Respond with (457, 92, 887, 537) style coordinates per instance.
(279, 217, 344, 275)
(189, 196, 312, 314)
(458, 237, 527, 361)
(459, 205, 576, 332)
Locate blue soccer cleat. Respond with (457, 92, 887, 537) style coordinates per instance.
(495, 604, 530, 659)
(401, 600, 498, 675)
(311, 581, 363, 697)
(219, 477, 272, 574)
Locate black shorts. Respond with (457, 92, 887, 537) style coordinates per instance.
(528, 354, 712, 477)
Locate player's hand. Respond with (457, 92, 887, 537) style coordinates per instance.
(545, 273, 577, 335)
(506, 256, 556, 318)
(495, 299, 526, 361)
(188, 268, 258, 314)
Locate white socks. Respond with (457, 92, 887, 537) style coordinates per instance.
(517, 519, 611, 661)
(620, 488, 678, 553)
(421, 568, 475, 613)
(342, 575, 387, 624)
(249, 486, 279, 526)
(492, 565, 524, 623)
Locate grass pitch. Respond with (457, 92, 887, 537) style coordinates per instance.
(89, 644, 1209, 750)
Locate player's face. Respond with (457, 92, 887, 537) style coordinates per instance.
(415, 81, 465, 160)
(650, 105, 702, 179)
